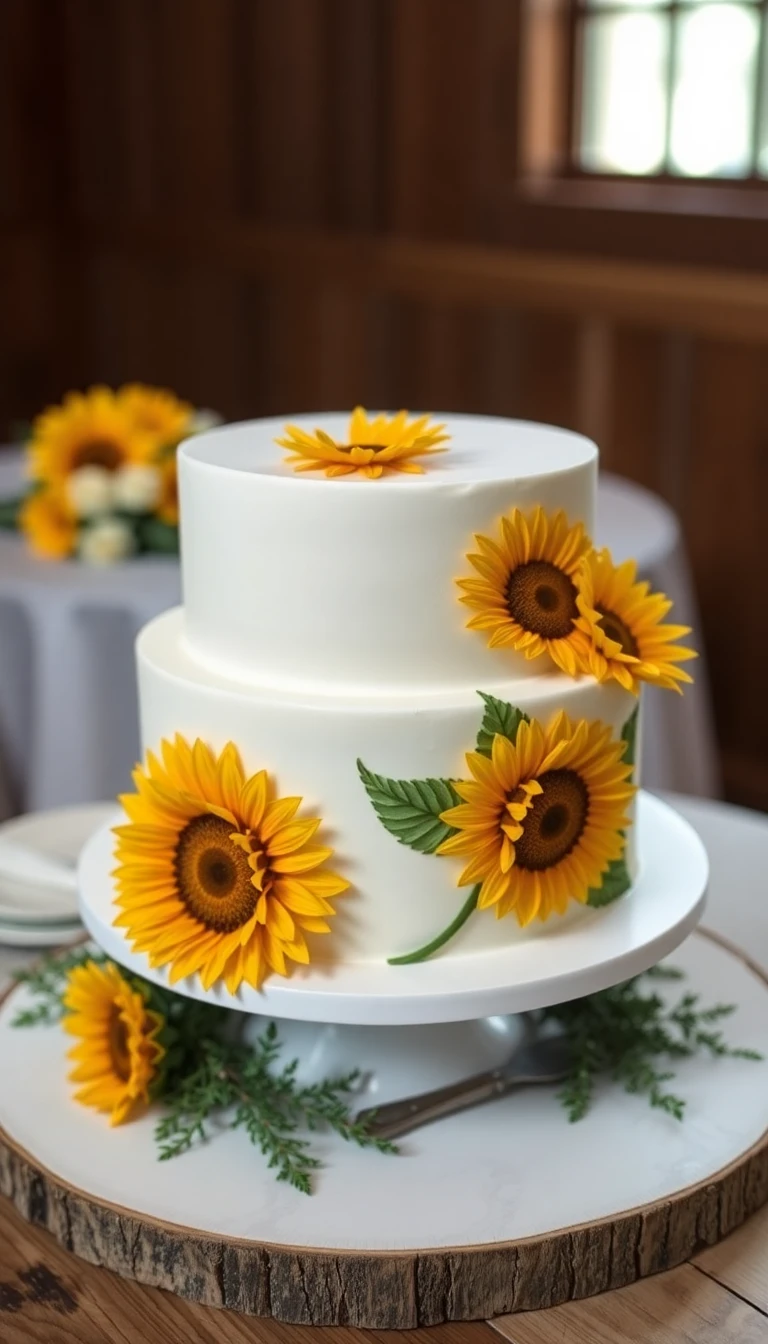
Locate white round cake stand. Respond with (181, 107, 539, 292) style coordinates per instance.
(76, 790, 708, 1095)
(79, 790, 707, 1022)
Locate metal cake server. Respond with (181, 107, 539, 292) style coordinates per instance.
(355, 1033, 572, 1141)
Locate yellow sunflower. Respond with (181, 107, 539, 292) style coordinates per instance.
(276, 407, 449, 479)
(113, 736, 349, 993)
(63, 960, 165, 1126)
(29, 387, 155, 487)
(19, 486, 77, 559)
(118, 383, 194, 449)
(157, 454, 179, 525)
(575, 547, 697, 694)
(437, 713, 634, 925)
(457, 507, 591, 676)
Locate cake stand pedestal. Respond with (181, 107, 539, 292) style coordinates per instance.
(4, 794, 763, 1331)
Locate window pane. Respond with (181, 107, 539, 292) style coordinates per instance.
(759, 23, 768, 175)
(579, 13, 668, 173)
(668, 4, 760, 175)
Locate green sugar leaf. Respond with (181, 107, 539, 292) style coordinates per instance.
(586, 853, 632, 908)
(475, 692, 529, 758)
(357, 760, 461, 854)
(621, 706, 639, 768)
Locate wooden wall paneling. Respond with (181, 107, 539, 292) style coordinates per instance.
(110, 0, 164, 216)
(80, 251, 161, 390)
(514, 313, 581, 429)
(388, 0, 486, 239)
(259, 282, 329, 416)
(684, 339, 768, 805)
(360, 295, 402, 411)
(656, 332, 695, 515)
(323, 0, 389, 232)
(164, 268, 243, 417)
(465, 309, 526, 418)
(151, 0, 239, 215)
(604, 326, 670, 492)
(573, 317, 614, 454)
(232, 280, 272, 421)
(0, 0, 60, 222)
(309, 288, 373, 410)
(0, 237, 59, 427)
(413, 305, 477, 411)
(240, 0, 331, 226)
(61, 0, 127, 216)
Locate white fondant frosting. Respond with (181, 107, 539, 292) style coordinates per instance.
(178, 414, 598, 693)
(137, 608, 639, 965)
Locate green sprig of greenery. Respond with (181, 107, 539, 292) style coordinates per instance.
(539, 964, 762, 1122)
(154, 1022, 395, 1195)
(13, 952, 760, 1189)
(12, 954, 395, 1194)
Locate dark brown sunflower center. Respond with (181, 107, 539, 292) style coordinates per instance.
(108, 1010, 132, 1082)
(175, 814, 261, 933)
(338, 442, 387, 455)
(505, 561, 578, 640)
(514, 769, 589, 871)
(71, 439, 124, 472)
(596, 604, 639, 658)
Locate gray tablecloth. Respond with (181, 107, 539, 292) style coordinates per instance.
(0, 453, 719, 819)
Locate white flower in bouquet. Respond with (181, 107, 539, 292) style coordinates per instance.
(78, 516, 135, 566)
(112, 464, 162, 514)
(189, 408, 223, 435)
(67, 466, 114, 519)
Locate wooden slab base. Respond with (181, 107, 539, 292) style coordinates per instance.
(1, 928, 768, 1329)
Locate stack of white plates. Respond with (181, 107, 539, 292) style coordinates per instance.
(0, 804, 115, 947)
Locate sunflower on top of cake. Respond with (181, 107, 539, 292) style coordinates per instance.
(277, 406, 449, 478)
(0, 384, 221, 563)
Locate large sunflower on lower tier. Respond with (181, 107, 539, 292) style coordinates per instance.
(113, 736, 349, 993)
(276, 407, 449, 479)
(29, 387, 155, 487)
(457, 506, 592, 676)
(63, 960, 165, 1125)
(437, 713, 635, 925)
(575, 547, 697, 694)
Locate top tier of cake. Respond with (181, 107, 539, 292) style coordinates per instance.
(178, 413, 597, 695)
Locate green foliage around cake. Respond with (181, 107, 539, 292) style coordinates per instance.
(12, 948, 396, 1195)
(356, 762, 462, 855)
(474, 692, 530, 758)
(585, 706, 639, 908)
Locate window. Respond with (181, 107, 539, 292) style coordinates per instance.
(574, 0, 768, 178)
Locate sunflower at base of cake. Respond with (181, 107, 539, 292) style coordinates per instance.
(106, 408, 696, 994)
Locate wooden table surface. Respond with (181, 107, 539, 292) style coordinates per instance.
(3, 795, 768, 1343)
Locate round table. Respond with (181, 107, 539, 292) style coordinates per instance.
(0, 452, 719, 819)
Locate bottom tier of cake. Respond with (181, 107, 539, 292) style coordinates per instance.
(132, 608, 639, 966)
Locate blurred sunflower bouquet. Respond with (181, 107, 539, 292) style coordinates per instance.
(0, 384, 219, 564)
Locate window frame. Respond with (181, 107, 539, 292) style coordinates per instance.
(478, 0, 768, 271)
(565, 0, 768, 185)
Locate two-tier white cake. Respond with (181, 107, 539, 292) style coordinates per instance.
(129, 412, 640, 976)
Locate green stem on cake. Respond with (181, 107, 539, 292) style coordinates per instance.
(387, 884, 481, 965)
